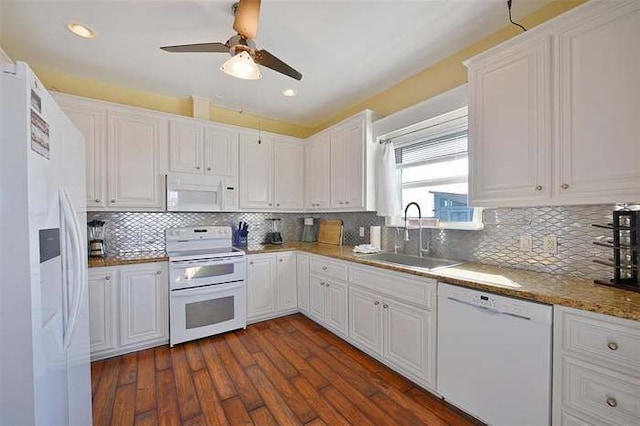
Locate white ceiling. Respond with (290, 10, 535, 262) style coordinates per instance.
(1, 0, 549, 127)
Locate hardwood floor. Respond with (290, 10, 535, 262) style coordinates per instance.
(91, 314, 481, 425)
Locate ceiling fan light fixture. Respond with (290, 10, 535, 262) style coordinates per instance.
(67, 22, 96, 39)
(220, 51, 261, 80)
(282, 88, 297, 97)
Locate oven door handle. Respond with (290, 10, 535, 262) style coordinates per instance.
(171, 282, 244, 297)
(172, 257, 244, 267)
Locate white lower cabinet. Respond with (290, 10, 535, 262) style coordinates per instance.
(87, 268, 118, 354)
(247, 252, 298, 323)
(87, 262, 169, 360)
(296, 253, 310, 313)
(119, 263, 169, 346)
(309, 274, 348, 337)
(553, 306, 640, 426)
(348, 283, 434, 389)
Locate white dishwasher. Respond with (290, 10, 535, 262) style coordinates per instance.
(437, 283, 552, 426)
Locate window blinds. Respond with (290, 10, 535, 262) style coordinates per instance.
(394, 129, 468, 166)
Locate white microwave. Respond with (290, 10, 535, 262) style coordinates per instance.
(166, 173, 237, 212)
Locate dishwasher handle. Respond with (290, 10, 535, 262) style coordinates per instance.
(446, 296, 532, 321)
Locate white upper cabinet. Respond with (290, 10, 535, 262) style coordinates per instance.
(307, 110, 377, 212)
(305, 133, 331, 210)
(169, 119, 202, 174)
(468, 36, 552, 206)
(239, 132, 304, 211)
(107, 109, 166, 209)
(54, 94, 107, 209)
(274, 140, 304, 210)
(555, 1, 640, 203)
(466, 0, 640, 207)
(203, 125, 238, 177)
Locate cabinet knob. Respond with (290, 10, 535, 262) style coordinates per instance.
(105, 275, 110, 281)
(276, 203, 280, 207)
(607, 341, 619, 351)
(322, 266, 328, 271)
(345, 201, 350, 205)
(383, 304, 388, 309)
(325, 283, 330, 287)
(320, 282, 325, 286)
(535, 185, 542, 191)
(207, 167, 212, 171)
(268, 203, 273, 206)
(561, 183, 569, 190)
(606, 397, 617, 408)
(279, 259, 283, 262)
(95, 198, 101, 203)
(110, 199, 116, 203)
(249, 261, 254, 265)
(374, 301, 380, 305)
(338, 201, 344, 205)
(156, 270, 162, 275)
(195, 166, 201, 170)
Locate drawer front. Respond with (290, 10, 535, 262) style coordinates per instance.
(560, 309, 640, 373)
(310, 256, 347, 281)
(562, 356, 640, 426)
(561, 410, 613, 426)
(349, 265, 434, 309)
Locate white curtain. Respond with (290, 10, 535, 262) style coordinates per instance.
(376, 141, 401, 217)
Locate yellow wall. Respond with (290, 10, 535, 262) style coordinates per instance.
(312, 0, 587, 133)
(25, 0, 585, 138)
(32, 67, 314, 138)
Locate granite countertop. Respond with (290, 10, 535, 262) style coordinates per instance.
(88, 242, 640, 321)
(87, 251, 169, 268)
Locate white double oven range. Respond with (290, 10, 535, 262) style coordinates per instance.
(166, 226, 246, 346)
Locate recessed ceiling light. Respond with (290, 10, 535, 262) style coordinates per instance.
(282, 88, 297, 97)
(67, 22, 96, 39)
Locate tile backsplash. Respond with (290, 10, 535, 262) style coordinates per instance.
(89, 204, 619, 280)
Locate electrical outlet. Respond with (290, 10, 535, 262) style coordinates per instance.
(359, 227, 365, 237)
(543, 235, 558, 254)
(519, 235, 533, 253)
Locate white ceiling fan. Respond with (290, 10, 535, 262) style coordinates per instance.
(160, 0, 302, 81)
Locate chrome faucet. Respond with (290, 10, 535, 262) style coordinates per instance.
(404, 202, 429, 257)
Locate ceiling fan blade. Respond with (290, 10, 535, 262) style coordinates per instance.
(233, 0, 261, 39)
(160, 42, 229, 53)
(255, 49, 302, 81)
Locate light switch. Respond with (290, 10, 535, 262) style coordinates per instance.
(359, 227, 365, 237)
(519, 235, 533, 253)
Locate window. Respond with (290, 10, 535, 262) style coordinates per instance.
(384, 107, 483, 230)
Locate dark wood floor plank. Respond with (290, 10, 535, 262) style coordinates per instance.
(156, 368, 181, 426)
(234, 329, 262, 354)
(199, 339, 238, 400)
(184, 342, 206, 372)
(320, 386, 372, 425)
(170, 346, 202, 421)
(405, 387, 481, 426)
(182, 414, 207, 426)
(370, 391, 429, 425)
(213, 337, 264, 411)
(288, 317, 329, 347)
(245, 365, 302, 425)
(253, 352, 318, 424)
(272, 316, 298, 333)
(291, 377, 349, 426)
(134, 410, 157, 426)
(249, 406, 279, 426)
(372, 377, 449, 425)
(277, 330, 315, 359)
(92, 356, 120, 426)
(110, 383, 136, 426)
(221, 397, 253, 425)
(192, 369, 230, 426)
(247, 325, 299, 379)
(304, 419, 327, 426)
(135, 349, 156, 414)
(91, 360, 105, 398)
(261, 328, 328, 390)
(117, 352, 138, 386)
(224, 332, 255, 368)
(154, 346, 172, 371)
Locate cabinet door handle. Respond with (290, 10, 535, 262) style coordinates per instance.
(535, 185, 542, 191)
(383, 304, 388, 309)
(249, 261, 254, 265)
(276, 203, 280, 207)
(325, 283, 330, 288)
(95, 198, 101, 203)
(279, 259, 283, 262)
(110, 199, 116, 203)
(105, 275, 110, 281)
(322, 266, 328, 271)
(374, 301, 380, 305)
(320, 282, 325, 286)
(345, 201, 350, 204)
(268, 203, 273, 206)
(561, 183, 569, 190)
(195, 166, 201, 170)
(156, 270, 162, 275)
(606, 397, 617, 408)
(607, 342, 619, 351)
(207, 167, 212, 171)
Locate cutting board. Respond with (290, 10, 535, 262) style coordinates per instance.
(317, 219, 343, 245)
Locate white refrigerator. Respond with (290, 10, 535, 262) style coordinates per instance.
(0, 62, 92, 425)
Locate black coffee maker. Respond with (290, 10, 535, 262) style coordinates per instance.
(265, 218, 283, 245)
(87, 220, 106, 257)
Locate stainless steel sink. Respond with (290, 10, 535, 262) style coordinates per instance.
(360, 252, 460, 271)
